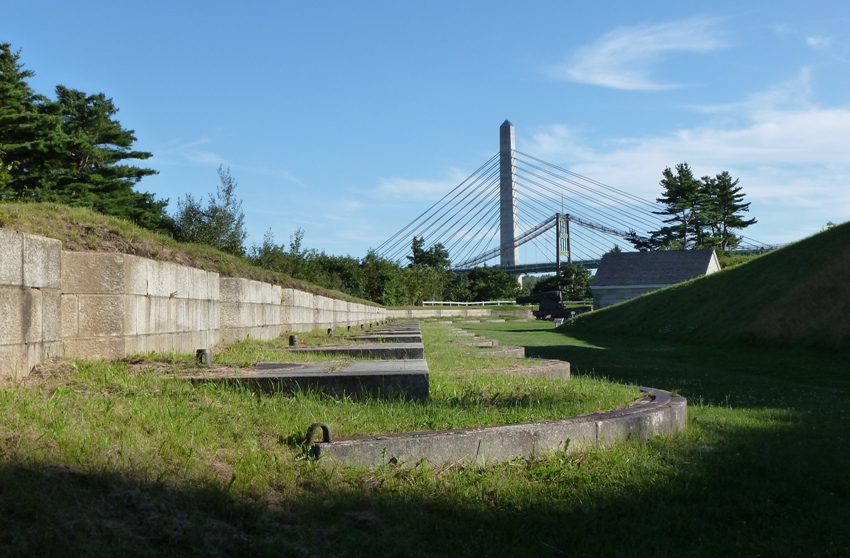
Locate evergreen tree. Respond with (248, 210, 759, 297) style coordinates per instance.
(0, 43, 66, 199)
(48, 86, 168, 230)
(634, 163, 757, 252)
(700, 171, 756, 251)
(0, 44, 169, 230)
(649, 163, 704, 250)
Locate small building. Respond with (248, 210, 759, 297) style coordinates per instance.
(591, 250, 721, 310)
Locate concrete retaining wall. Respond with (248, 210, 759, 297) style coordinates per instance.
(0, 228, 385, 379)
(0, 229, 63, 379)
(61, 252, 221, 360)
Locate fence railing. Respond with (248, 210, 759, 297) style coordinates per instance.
(421, 300, 518, 307)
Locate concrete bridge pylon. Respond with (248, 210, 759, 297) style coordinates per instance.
(499, 120, 519, 268)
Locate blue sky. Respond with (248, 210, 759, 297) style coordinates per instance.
(4, 1, 850, 260)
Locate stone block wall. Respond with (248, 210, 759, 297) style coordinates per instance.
(281, 288, 384, 332)
(220, 277, 282, 341)
(60, 252, 221, 361)
(0, 229, 63, 379)
(0, 227, 386, 380)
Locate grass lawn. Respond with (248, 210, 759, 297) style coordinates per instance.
(0, 320, 847, 556)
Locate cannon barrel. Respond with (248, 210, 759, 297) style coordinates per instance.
(515, 290, 562, 304)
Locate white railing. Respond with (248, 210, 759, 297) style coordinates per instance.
(422, 300, 519, 307)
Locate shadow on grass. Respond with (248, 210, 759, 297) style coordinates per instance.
(2, 403, 848, 557)
(4, 324, 849, 557)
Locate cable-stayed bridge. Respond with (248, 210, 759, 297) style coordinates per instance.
(376, 121, 774, 274)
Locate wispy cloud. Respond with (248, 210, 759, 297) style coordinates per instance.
(525, 69, 850, 241)
(693, 66, 814, 115)
(549, 17, 725, 90)
(369, 169, 473, 201)
(806, 34, 849, 63)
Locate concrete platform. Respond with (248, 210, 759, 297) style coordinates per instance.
(455, 340, 500, 348)
(288, 342, 425, 359)
(466, 346, 525, 358)
(349, 333, 422, 343)
(188, 359, 430, 400)
(311, 387, 686, 467)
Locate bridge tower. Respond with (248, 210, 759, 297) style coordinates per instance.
(499, 120, 519, 268)
(555, 213, 572, 276)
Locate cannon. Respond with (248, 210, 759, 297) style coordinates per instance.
(516, 290, 592, 320)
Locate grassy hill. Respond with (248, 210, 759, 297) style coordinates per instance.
(0, 202, 379, 306)
(566, 221, 850, 349)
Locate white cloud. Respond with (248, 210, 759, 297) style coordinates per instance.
(549, 17, 725, 90)
(807, 35, 832, 49)
(806, 34, 849, 63)
(523, 70, 850, 242)
(370, 169, 474, 201)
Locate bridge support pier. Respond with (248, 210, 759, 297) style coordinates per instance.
(555, 213, 571, 276)
(500, 120, 519, 268)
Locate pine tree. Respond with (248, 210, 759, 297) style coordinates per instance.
(701, 171, 756, 251)
(48, 86, 166, 229)
(0, 43, 66, 199)
(649, 163, 705, 250)
(1, 44, 169, 231)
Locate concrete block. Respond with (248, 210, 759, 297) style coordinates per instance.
(0, 229, 23, 286)
(0, 287, 24, 345)
(169, 297, 184, 332)
(78, 295, 124, 337)
(152, 297, 170, 334)
(60, 294, 79, 338)
(0, 343, 26, 381)
(131, 296, 150, 336)
(23, 234, 61, 289)
(220, 302, 240, 328)
(259, 283, 274, 305)
(208, 274, 220, 300)
(22, 288, 43, 343)
(280, 288, 293, 306)
(63, 336, 125, 361)
(160, 262, 179, 298)
(42, 290, 61, 342)
(314, 295, 334, 311)
(26, 342, 43, 374)
(174, 265, 190, 299)
(189, 269, 208, 300)
(171, 331, 193, 353)
(289, 342, 425, 359)
(145, 333, 172, 354)
(220, 277, 245, 303)
(62, 252, 124, 294)
(124, 256, 149, 296)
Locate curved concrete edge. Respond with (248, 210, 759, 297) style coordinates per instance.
(490, 359, 569, 379)
(463, 346, 526, 358)
(312, 388, 686, 468)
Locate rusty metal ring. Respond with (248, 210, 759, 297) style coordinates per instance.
(305, 422, 332, 445)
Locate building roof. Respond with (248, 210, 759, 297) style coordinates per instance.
(591, 250, 719, 288)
